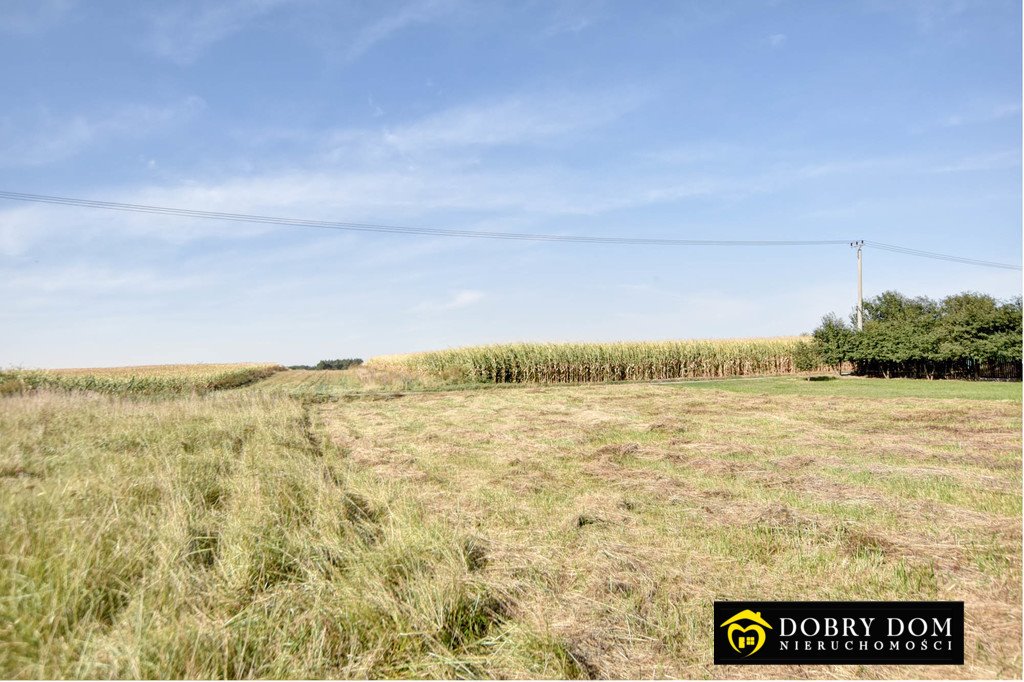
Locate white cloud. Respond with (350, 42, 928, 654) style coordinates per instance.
(929, 149, 1021, 174)
(0, 205, 56, 256)
(541, 0, 606, 37)
(0, 151, 889, 256)
(413, 289, 485, 313)
(1, 81, 1013, 262)
(252, 87, 648, 165)
(906, 0, 971, 34)
(767, 33, 786, 47)
(1, 265, 205, 295)
(2, 142, 999, 261)
(0, 96, 206, 167)
(345, 0, 457, 63)
(946, 102, 1021, 127)
(325, 87, 648, 158)
(0, 0, 75, 34)
(144, 0, 292, 65)
(913, 101, 1022, 133)
(542, 14, 595, 36)
(383, 95, 610, 151)
(447, 290, 484, 308)
(368, 95, 384, 118)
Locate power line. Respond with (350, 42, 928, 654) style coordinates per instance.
(0, 190, 845, 246)
(865, 241, 1022, 271)
(0, 189, 1019, 270)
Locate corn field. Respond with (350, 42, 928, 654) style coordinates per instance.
(368, 337, 824, 384)
(0, 363, 284, 396)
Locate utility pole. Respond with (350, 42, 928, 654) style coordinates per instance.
(851, 240, 864, 331)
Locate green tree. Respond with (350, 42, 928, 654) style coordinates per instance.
(812, 313, 854, 370)
(811, 290, 1021, 379)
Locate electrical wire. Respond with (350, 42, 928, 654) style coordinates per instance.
(865, 241, 1022, 271)
(0, 190, 851, 246)
(0, 190, 1019, 270)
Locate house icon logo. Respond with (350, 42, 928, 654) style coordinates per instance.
(720, 609, 772, 657)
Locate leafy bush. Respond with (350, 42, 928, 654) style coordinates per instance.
(791, 340, 822, 372)
(317, 358, 363, 370)
(288, 359, 364, 371)
(812, 313, 855, 370)
(811, 291, 1022, 379)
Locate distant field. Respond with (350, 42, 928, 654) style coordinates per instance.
(0, 363, 284, 395)
(253, 365, 445, 396)
(368, 336, 823, 383)
(255, 367, 1023, 401)
(672, 376, 1023, 401)
(1, 374, 1019, 678)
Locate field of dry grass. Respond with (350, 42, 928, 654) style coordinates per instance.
(254, 364, 453, 396)
(319, 379, 1022, 678)
(0, 363, 284, 395)
(0, 374, 1020, 678)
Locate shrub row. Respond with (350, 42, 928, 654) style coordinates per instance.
(288, 359, 364, 371)
(812, 291, 1022, 379)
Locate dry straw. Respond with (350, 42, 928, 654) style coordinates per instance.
(0, 363, 284, 395)
(369, 337, 821, 384)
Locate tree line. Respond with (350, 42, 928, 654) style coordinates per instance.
(809, 291, 1022, 379)
(287, 359, 364, 371)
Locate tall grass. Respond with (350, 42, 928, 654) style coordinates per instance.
(369, 337, 822, 384)
(0, 363, 284, 396)
(0, 391, 546, 678)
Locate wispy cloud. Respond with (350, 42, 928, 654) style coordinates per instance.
(345, 0, 456, 63)
(248, 87, 647, 165)
(541, 0, 606, 37)
(368, 95, 385, 118)
(1, 265, 205, 295)
(862, 0, 973, 36)
(0, 147, 926, 257)
(0, 0, 76, 34)
(384, 94, 628, 151)
(0, 164, 712, 257)
(940, 102, 1021, 128)
(766, 33, 787, 47)
(906, 0, 971, 34)
(144, 0, 291, 65)
(324, 87, 648, 158)
(0, 96, 205, 167)
(928, 149, 1021, 174)
(413, 289, 485, 313)
(911, 101, 1021, 133)
(0, 80, 1012, 262)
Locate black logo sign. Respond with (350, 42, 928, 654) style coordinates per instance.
(714, 601, 964, 665)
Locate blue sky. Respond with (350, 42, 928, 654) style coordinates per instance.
(0, 0, 1020, 367)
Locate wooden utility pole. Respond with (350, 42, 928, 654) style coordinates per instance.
(851, 240, 864, 330)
